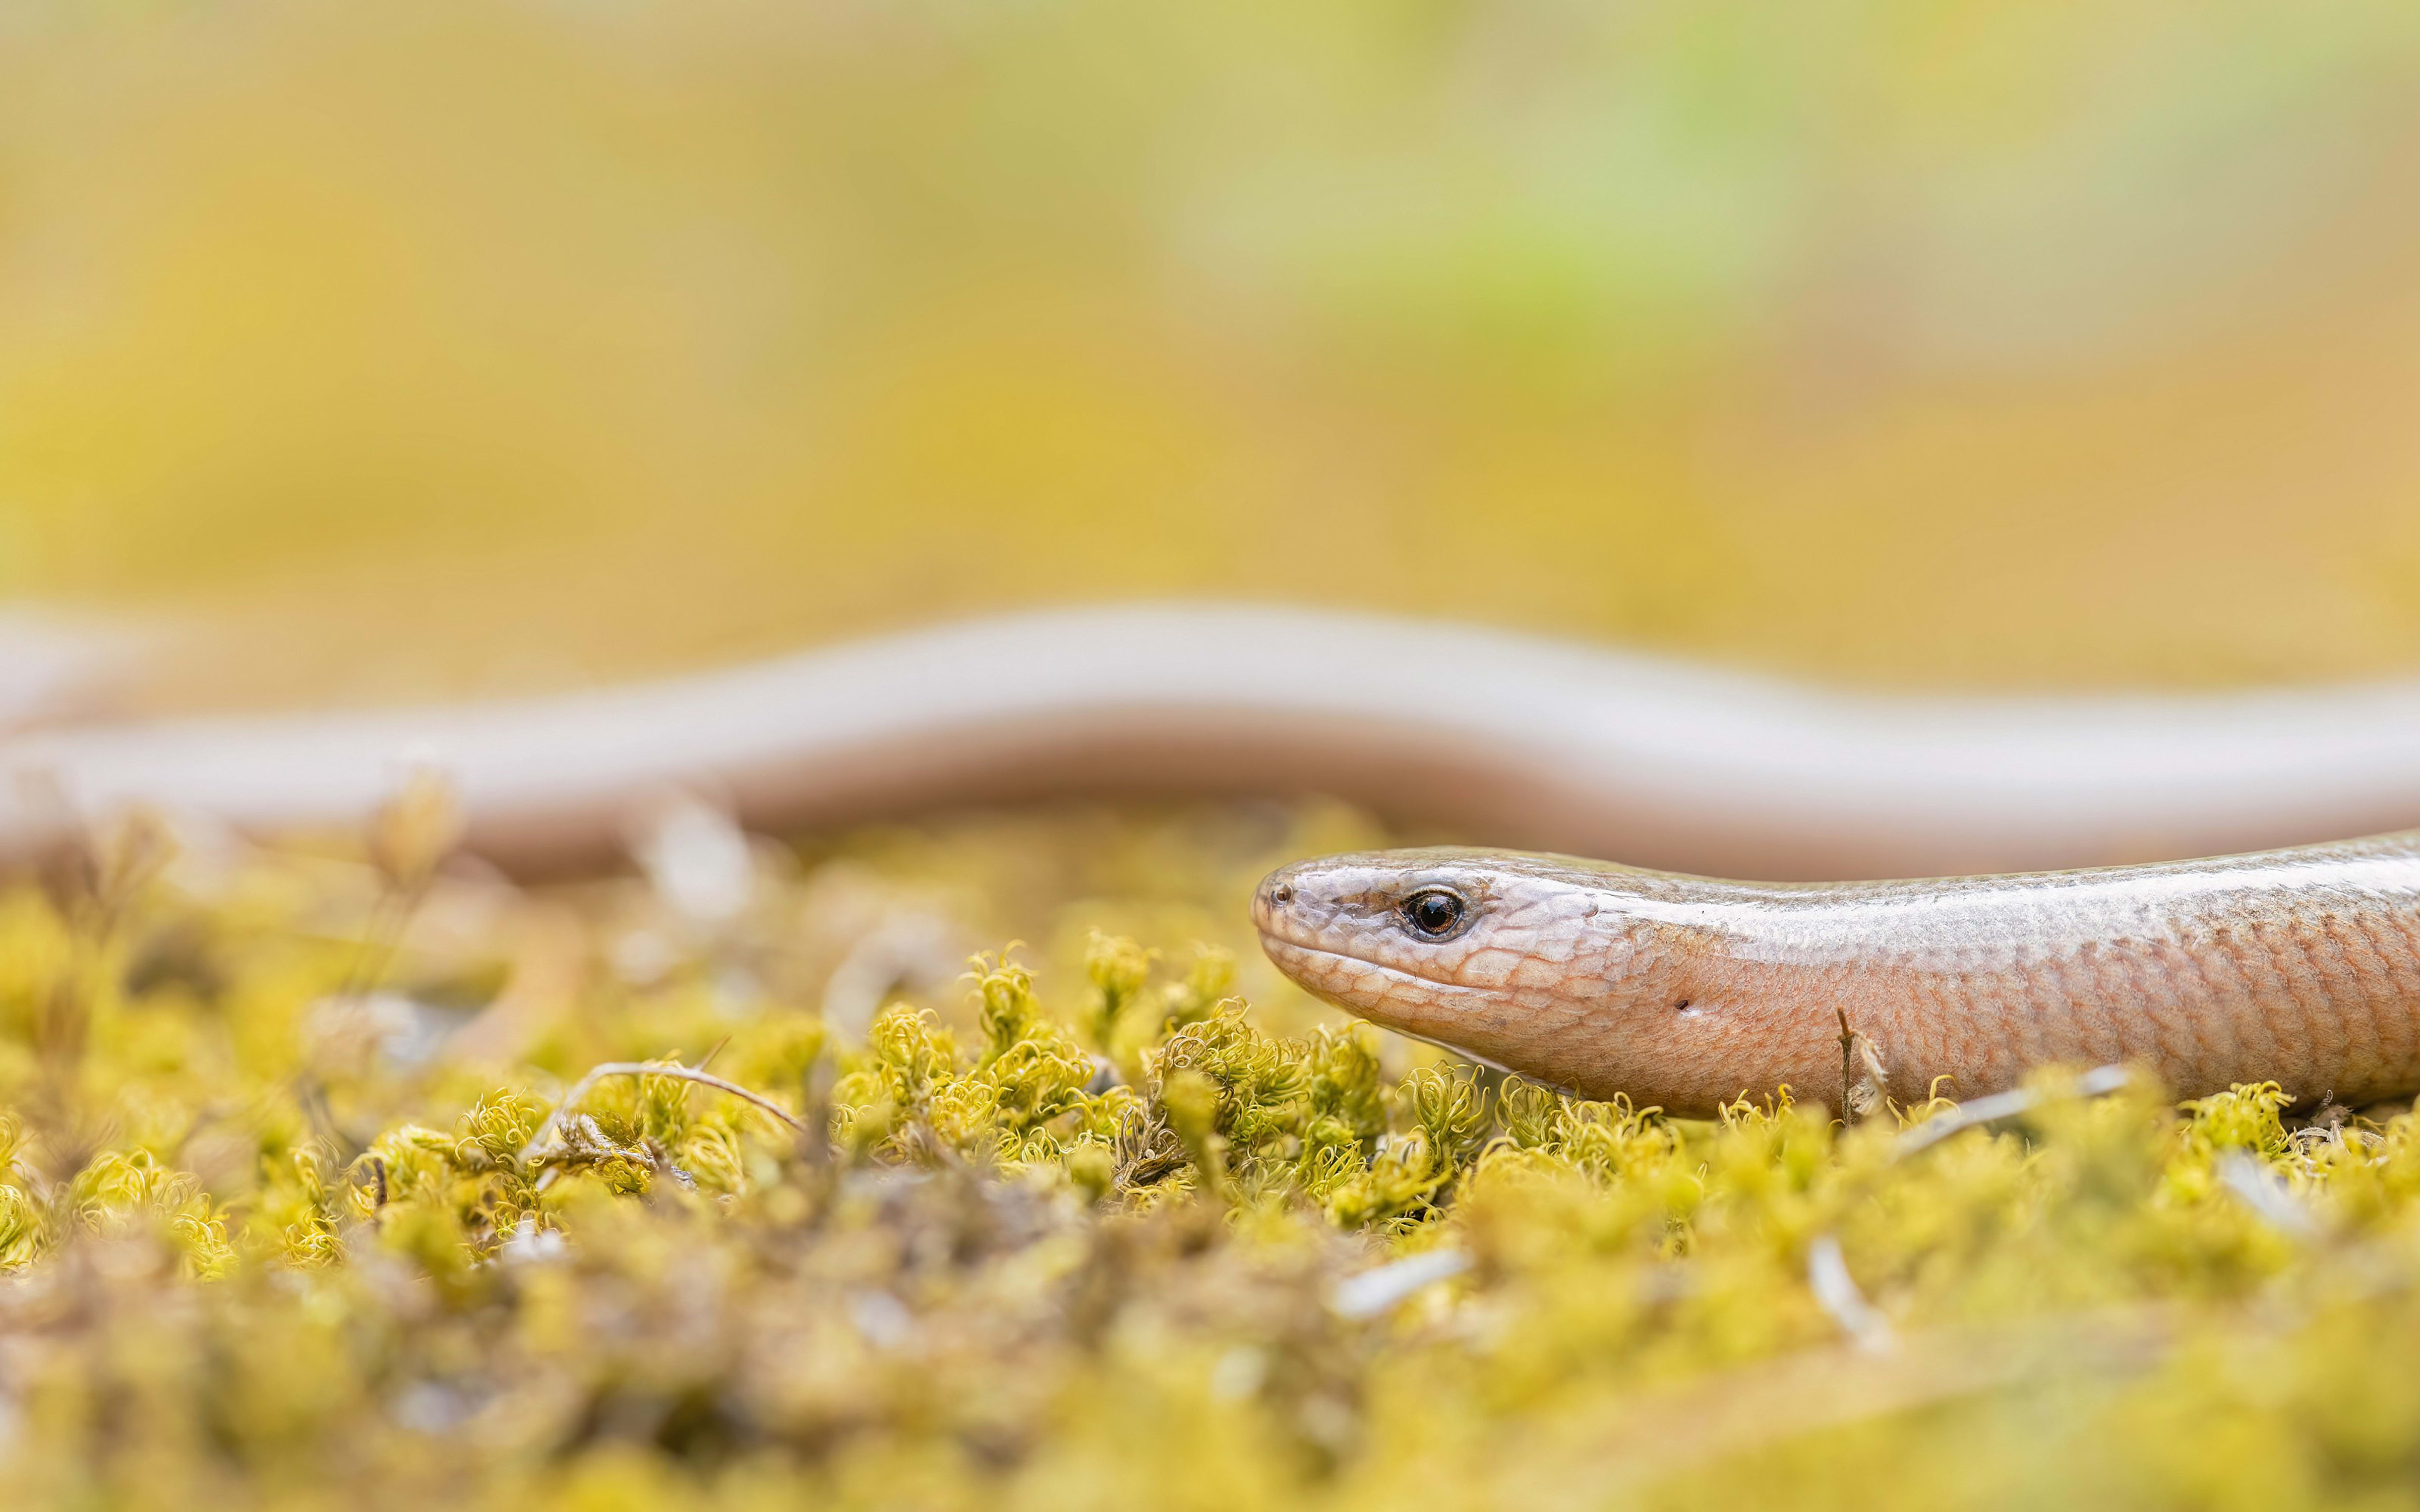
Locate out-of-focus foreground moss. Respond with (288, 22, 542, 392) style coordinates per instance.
(4, 799, 2420, 1511)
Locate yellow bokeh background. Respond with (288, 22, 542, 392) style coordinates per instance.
(7, 0, 2420, 710)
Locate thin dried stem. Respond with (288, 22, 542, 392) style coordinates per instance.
(518, 1062, 809, 1167)
(1893, 1063, 2132, 1160)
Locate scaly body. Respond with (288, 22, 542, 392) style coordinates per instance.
(1253, 836, 2420, 1115)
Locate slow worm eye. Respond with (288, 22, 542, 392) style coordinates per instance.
(1402, 889, 1466, 938)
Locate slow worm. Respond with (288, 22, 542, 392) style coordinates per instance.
(17, 598, 2420, 1105)
(10, 602, 2420, 881)
(1253, 838, 2420, 1113)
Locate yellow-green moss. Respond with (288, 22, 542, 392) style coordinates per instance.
(2, 809, 2419, 1510)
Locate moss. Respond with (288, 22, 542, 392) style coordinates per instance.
(4, 808, 2420, 1509)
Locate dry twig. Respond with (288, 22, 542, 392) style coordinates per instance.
(517, 1062, 809, 1167)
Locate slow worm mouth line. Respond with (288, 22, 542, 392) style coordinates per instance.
(1256, 934, 1530, 1077)
(1253, 933, 1492, 1000)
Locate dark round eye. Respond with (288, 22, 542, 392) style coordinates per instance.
(1402, 889, 1466, 938)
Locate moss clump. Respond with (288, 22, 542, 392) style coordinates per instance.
(6, 808, 2420, 1509)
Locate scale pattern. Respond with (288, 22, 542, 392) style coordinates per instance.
(1254, 835, 2420, 1116)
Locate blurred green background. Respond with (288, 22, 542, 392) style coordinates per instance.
(7, 0, 2420, 712)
